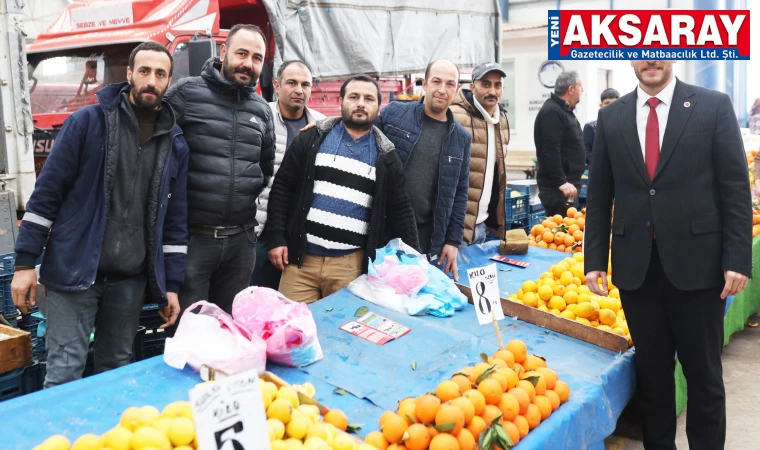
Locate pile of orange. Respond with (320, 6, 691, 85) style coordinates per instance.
(363, 340, 571, 450)
(753, 212, 760, 238)
(528, 207, 585, 253)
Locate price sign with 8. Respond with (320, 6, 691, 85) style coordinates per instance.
(190, 369, 271, 450)
(467, 264, 505, 325)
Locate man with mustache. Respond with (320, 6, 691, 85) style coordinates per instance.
(376, 59, 471, 281)
(533, 71, 586, 217)
(585, 60, 751, 449)
(266, 75, 419, 303)
(252, 60, 325, 289)
(11, 42, 188, 387)
(166, 24, 275, 313)
(450, 63, 511, 246)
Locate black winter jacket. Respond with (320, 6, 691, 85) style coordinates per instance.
(266, 117, 420, 273)
(165, 58, 275, 226)
(534, 94, 586, 188)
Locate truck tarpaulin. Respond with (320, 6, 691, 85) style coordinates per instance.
(262, 0, 503, 80)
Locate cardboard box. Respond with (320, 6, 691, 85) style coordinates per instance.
(0, 324, 32, 373)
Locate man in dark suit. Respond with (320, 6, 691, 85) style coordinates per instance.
(585, 60, 751, 450)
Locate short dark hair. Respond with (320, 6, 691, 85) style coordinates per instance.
(226, 24, 267, 47)
(129, 41, 173, 76)
(424, 59, 460, 81)
(600, 88, 620, 102)
(277, 60, 312, 82)
(340, 74, 382, 105)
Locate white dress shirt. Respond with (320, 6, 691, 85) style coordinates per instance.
(636, 77, 677, 162)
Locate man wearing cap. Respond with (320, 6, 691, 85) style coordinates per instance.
(583, 88, 619, 169)
(450, 63, 510, 246)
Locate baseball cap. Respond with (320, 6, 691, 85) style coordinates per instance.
(471, 62, 507, 81)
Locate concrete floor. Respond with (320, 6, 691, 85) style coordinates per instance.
(604, 314, 760, 449)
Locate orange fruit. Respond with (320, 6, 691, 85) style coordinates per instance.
(397, 398, 417, 425)
(553, 232, 566, 245)
(477, 379, 503, 405)
(436, 380, 461, 403)
(568, 224, 580, 235)
(549, 243, 558, 250)
(450, 397, 475, 426)
(404, 424, 431, 450)
(429, 433, 459, 450)
(501, 419, 521, 445)
(365, 431, 389, 450)
(513, 415, 530, 439)
(470, 363, 491, 384)
(531, 224, 545, 237)
(567, 207, 578, 217)
(552, 214, 563, 225)
(388, 445, 407, 450)
(457, 428, 476, 450)
(522, 355, 543, 372)
(513, 363, 525, 379)
(544, 389, 561, 411)
(382, 413, 409, 444)
(450, 375, 472, 393)
(565, 246, 574, 253)
(563, 234, 575, 247)
(536, 368, 558, 390)
(564, 217, 576, 226)
(517, 380, 536, 402)
(573, 230, 584, 241)
(427, 425, 439, 438)
(466, 415, 486, 440)
(481, 404, 502, 426)
(537, 241, 548, 249)
(524, 404, 542, 430)
(506, 340, 527, 364)
(324, 409, 348, 431)
(521, 371, 546, 395)
(458, 366, 475, 380)
(462, 389, 486, 416)
(380, 411, 396, 428)
(508, 387, 530, 415)
(415, 395, 442, 424)
(492, 350, 515, 368)
(489, 358, 508, 369)
(497, 392, 519, 421)
(554, 381, 571, 403)
(533, 395, 552, 420)
(489, 371, 509, 392)
(576, 217, 585, 230)
(435, 404, 465, 436)
(542, 231, 554, 244)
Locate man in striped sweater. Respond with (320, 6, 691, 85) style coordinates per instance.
(266, 75, 420, 303)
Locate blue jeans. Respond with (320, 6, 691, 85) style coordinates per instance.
(250, 235, 282, 290)
(459, 223, 488, 251)
(40, 274, 146, 388)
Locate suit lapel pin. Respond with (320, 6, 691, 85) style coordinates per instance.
(684, 101, 691, 108)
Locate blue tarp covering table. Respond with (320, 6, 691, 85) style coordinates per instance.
(0, 244, 636, 450)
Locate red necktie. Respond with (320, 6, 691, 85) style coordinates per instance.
(645, 97, 661, 180)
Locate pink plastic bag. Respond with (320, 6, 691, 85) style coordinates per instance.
(163, 301, 267, 375)
(232, 287, 323, 367)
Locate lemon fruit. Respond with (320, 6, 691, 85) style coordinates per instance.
(276, 386, 300, 409)
(168, 417, 195, 447)
(333, 433, 357, 450)
(304, 437, 330, 450)
(286, 415, 311, 440)
(549, 296, 566, 312)
(523, 291, 538, 307)
(268, 398, 294, 424)
(71, 434, 100, 450)
(39, 435, 71, 450)
(268, 419, 286, 441)
(537, 285, 553, 301)
(599, 309, 618, 326)
(130, 426, 170, 450)
(151, 418, 173, 437)
(560, 310, 576, 320)
(271, 441, 289, 450)
(102, 427, 133, 450)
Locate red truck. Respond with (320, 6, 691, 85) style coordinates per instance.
(26, 0, 501, 176)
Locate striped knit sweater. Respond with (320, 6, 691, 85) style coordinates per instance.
(306, 123, 377, 255)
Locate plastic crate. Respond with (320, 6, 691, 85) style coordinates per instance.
(529, 211, 546, 228)
(0, 360, 45, 402)
(139, 303, 165, 330)
(579, 185, 588, 198)
(505, 189, 530, 221)
(509, 215, 531, 233)
(1, 253, 16, 320)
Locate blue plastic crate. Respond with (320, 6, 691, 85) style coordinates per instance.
(0, 361, 45, 402)
(505, 189, 530, 221)
(530, 211, 546, 228)
(579, 185, 588, 198)
(1, 253, 16, 320)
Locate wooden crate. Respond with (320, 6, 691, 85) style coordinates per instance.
(0, 324, 32, 373)
(456, 284, 629, 353)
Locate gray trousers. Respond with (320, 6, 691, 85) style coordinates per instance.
(40, 274, 146, 388)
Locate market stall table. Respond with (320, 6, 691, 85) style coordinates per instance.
(0, 244, 636, 450)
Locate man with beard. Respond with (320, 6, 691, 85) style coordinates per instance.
(266, 74, 419, 303)
(533, 71, 586, 216)
(450, 62, 510, 246)
(11, 42, 188, 387)
(252, 60, 325, 289)
(376, 59, 471, 281)
(165, 24, 275, 313)
(585, 61, 751, 449)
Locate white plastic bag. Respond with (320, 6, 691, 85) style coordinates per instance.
(163, 301, 267, 375)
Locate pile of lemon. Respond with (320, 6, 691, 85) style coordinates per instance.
(508, 252, 633, 347)
(33, 401, 197, 450)
(264, 381, 364, 450)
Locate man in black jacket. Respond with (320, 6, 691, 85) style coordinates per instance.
(267, 75, 419, 303)
(585, 60, 751, 449)
(165, 24, 275, 313)
(583, 88, 619, 169)
(533, 71, 586, 217)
